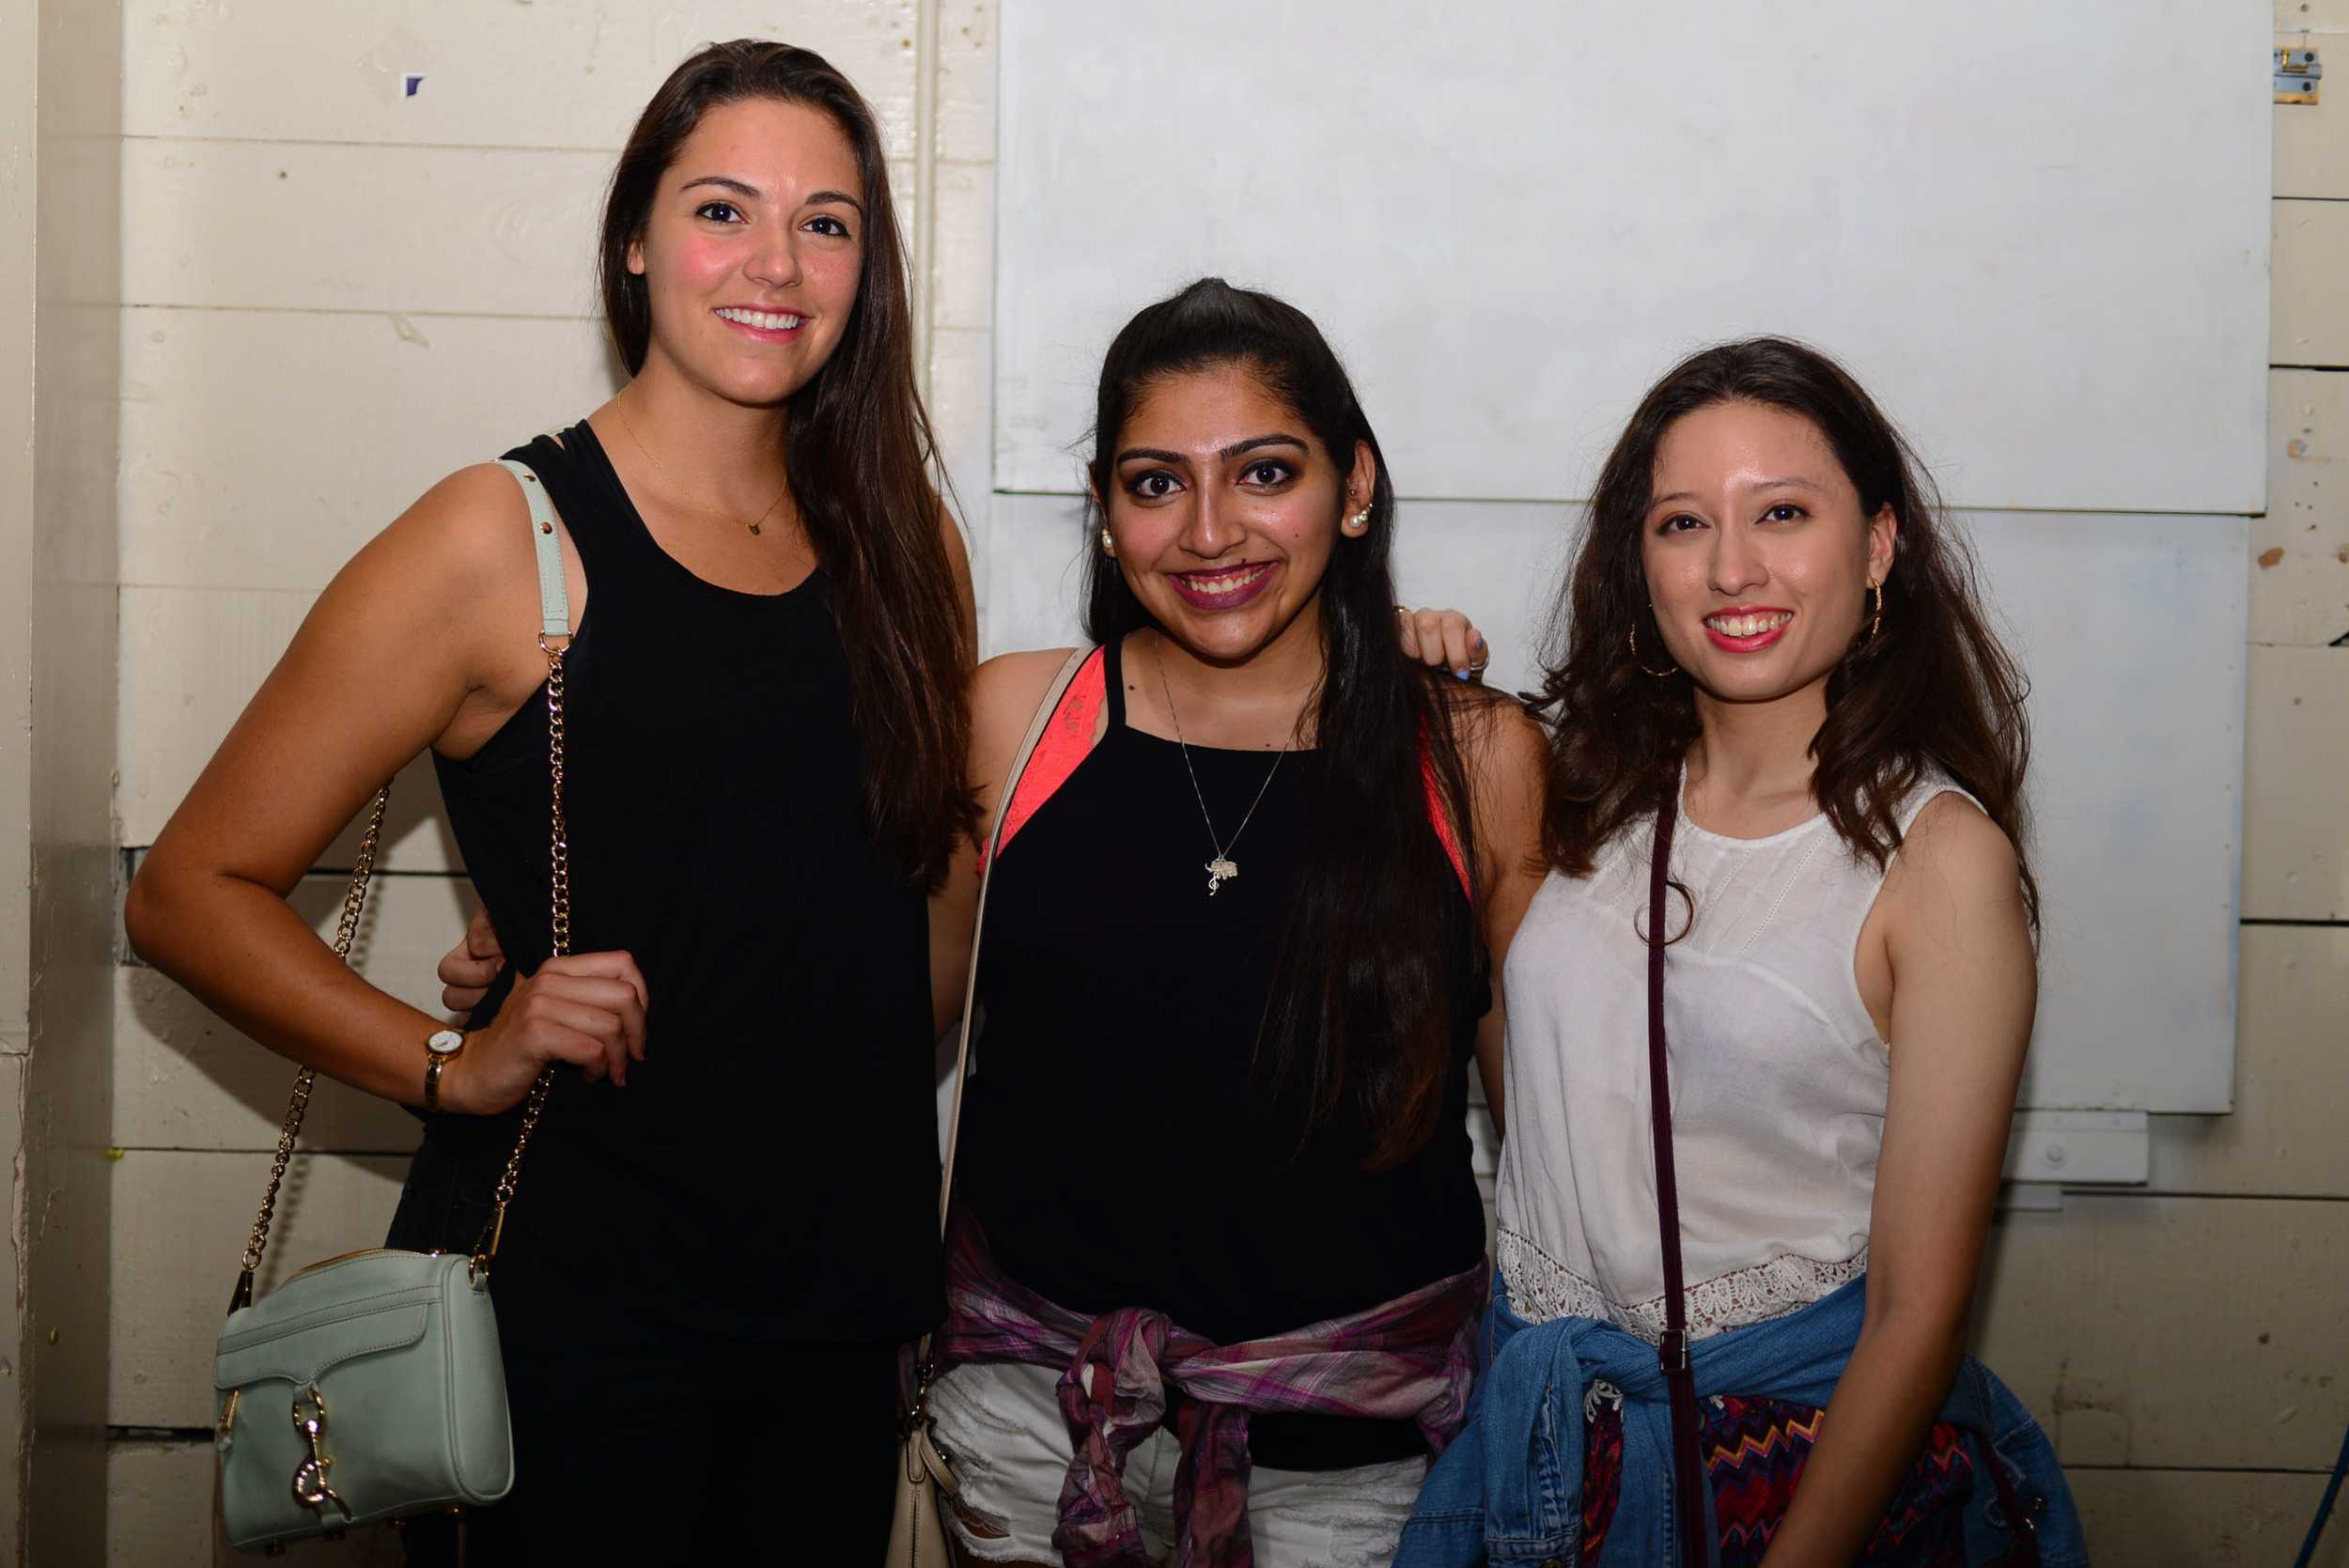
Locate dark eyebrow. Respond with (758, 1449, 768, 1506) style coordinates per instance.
(679, 176, 761, 199)
(1218, 432, 1307, 461)
(1648, 475, 1826, 509)
(1114, 433, 1308, 466)
(677, 178, 865, 216)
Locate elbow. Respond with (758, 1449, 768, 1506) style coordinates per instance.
(122, 862, 162, 965)
(122, 855, 182, 969)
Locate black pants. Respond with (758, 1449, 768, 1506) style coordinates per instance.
(388, 1134, 902, 1566)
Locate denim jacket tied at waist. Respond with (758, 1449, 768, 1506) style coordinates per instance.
(1394, 1270, 2087, 1568)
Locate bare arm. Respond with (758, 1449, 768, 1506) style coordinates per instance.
(1458, 695, 1550, 1138)
(1758, 797, 2034, 1566)
(125, 466, 645, 1116)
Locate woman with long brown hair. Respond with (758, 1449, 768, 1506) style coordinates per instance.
(127, 40, 972, 1562)
(1399, 338, 2084, 1565)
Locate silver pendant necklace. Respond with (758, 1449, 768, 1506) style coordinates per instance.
(1155, 632, 1290, 896)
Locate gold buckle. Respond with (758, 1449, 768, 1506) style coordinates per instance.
(289, 1384, 353, 1524)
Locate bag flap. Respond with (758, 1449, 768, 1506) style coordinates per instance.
(217, 1250, 460, 1391)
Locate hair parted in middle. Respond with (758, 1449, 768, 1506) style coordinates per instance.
(597, 39, 974, 889)
(1082, 276, 1501, 1170)
(1535, 334, 2039, 932)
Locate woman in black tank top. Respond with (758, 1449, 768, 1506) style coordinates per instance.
(125, 43, 975, 1564)
(919, 281, 1552, 1568)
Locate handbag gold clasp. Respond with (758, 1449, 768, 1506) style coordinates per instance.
(289, 1384, 353, 1524)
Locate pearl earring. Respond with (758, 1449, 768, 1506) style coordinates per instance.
(1343, 508, 1371, 535)
(1099, 526, 1114, 555)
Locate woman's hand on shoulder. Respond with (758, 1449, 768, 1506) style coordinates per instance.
(1395, 606, 1491, 680)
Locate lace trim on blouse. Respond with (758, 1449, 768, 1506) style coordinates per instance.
(1496, 1226, 1869, 1344)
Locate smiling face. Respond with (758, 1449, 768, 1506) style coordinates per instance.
(1101, 362, 1375, 669)
(1641, 399, 1896, 706)
(626, 96, 864, 408)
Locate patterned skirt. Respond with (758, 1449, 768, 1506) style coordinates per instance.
(1579, 1388, 1975, 1565)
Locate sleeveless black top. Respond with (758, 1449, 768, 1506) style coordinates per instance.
(958, 636, 1489, 1467)
(428, 423, 938, 1343)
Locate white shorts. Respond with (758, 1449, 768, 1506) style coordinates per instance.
(928, 1359, 1425, 1567)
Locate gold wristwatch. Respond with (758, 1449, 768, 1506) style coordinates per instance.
(423, 1029, 466, 1113)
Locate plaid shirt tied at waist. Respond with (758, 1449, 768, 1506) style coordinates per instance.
(934, 1214, 1489, 1568)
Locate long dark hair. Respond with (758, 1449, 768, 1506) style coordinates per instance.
(1538, 336, 2038, 929)
(599, 40, 972, 886)
(1083, 278, 1487, 1169)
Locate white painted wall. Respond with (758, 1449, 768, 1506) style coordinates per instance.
(991, 0, 2274, 1126)
(8, 0, 127, 1561)
(87, 0, 2349, 1562)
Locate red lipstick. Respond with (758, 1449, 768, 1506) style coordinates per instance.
(1168, 561, 1279, 611)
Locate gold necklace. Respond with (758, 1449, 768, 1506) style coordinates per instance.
(1154, 631, 1292, 897)
(613, 402, 788, 536)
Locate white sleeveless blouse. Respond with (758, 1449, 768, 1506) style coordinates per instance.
(1493, 771, 1975, 1343)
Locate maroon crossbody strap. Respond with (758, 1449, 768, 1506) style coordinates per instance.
(1645, 768, 1712, 1565)
(1645, 768, 2044, 1565)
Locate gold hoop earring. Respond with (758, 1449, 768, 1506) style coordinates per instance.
(1628, 621, 1678, 678)
(1099, 526, 1114, 556)
(1865, 581, 1884, 643)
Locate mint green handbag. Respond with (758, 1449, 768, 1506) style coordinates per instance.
(213, 458, 571, 1550)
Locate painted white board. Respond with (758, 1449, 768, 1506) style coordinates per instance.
(995, 0, 2271, 514)
(982, 496, 2243, 1114)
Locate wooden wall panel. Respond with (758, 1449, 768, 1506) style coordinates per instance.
(1971, 1194, 2349, 1471)
(122, 141, 926, 317)
(122, 0, 921, 158)
(122, 141, 608, 316)
(936, 0, 1001, 163)
(2072, 1467, 2347, 1566)
(120, 308, 617, 593)
(2242, 643, 2349, 922)
(2274, 200, 2349, 367)
(2253, 368, 2349, 647)
(2149, 925, 2349, 1197)
(110, 1153, 409, 1429)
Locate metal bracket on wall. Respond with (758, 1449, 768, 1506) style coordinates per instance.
(2276, 46, 2322, 105)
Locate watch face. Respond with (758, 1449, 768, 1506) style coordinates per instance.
(427, 1029, 465, 1057)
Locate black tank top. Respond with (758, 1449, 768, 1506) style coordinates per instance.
(428, 422, 938, 1343)
(958, 635, 1488, 1467)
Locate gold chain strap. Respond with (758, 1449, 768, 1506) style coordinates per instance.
(471, 638, 568, 1272)
(231, 786, 391, 1311)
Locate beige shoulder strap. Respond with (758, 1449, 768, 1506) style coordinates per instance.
(934, 645, 1092, 1233)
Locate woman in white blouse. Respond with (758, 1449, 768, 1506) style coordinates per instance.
(1413, 336, 2078, 1567)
